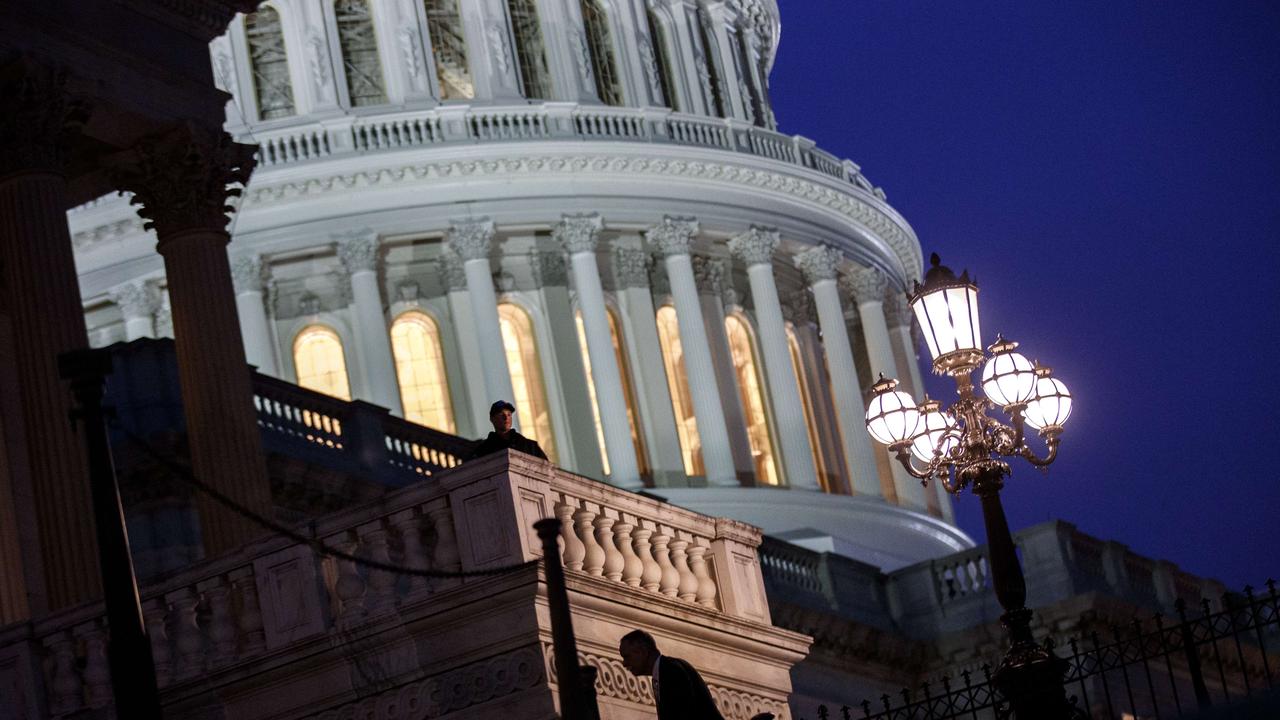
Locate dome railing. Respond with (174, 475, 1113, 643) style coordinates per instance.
(243, 103, 882, 197)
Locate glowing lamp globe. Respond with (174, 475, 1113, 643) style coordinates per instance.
(865, 376, 921, 446)
(981, 336, 1037, 407)
(1024, 366, 1072, 431)
(909, 253, 983, 376)
(910, 398, 959, 463)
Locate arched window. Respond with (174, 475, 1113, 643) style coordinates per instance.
(724, 315, 779, 485)
(645, 8, 678, 110)
(655, 306, 703, 477)
(498, 303, 557, 462)
(294, 325, 352, 400)
(244, 5, 296, 120)
(423, 0, 473, 99)
(576, 309, 648, 478)
(788, 325, 829, 491)
(695, 9, 726, 117)
(391, 311, 455, 432)
(579, 0, 623, 106)
(506, 0, 551, 99)
(334, 0, 387, 106)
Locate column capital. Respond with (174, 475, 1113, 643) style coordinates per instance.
(843, 266, 889, 305)
(105, 123, 255, 240)
(553, 213, 603, 255)
(230, 254, 267, 294)
(613, 248, 651, 289)
(727, 226, 779, 267)
(645, 216, 700, 257)
(691, 255, 724, 296)
(439, 249, 468, 292)
(0, 57, 88, 176)
(109, 279, 162, 320)
(794, 244, 841, 285)
(533, 249, 569, 287)
(783, 288, 815, 326)
(335, 229, 380, 274)
(445, 218, 496, 261)
(883, 290, 915, 330)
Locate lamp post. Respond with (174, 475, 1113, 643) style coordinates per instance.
(864, 253, 1075, 719)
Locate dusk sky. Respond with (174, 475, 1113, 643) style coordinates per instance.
(769, 0, 1280, 589)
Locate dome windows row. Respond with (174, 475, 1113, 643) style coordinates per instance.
(220, 0, 774, 126)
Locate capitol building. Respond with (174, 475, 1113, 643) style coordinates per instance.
(0, 1, 1230, 718)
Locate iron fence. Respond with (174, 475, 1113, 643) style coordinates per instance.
(803, 580, 1280, 719)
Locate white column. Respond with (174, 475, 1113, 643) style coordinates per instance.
(692, 256, 755, 481)
(109, 279, 161, 342)
(795, 246, 881, 497)
(446, 218, 516, 422)
(229, 254, 277, 376)
(336, 231, 404, 417)
(886, 291, 955, 522)
(537, 0, 596, 102)
(556, 214, 641, 489)
(846, 267, 928, 511)
(645, 217, 736, 487)
(727, 227, 818, 490)
(614, 246, 685, 486)
(442, 250, 490, 434)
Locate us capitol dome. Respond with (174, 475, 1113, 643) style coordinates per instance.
(69, 0, 971, 571)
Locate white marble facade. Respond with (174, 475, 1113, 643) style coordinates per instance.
(68, 0, 968, 570)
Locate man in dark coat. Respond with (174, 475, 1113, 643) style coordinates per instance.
(619, 629, 724, 720)
(466, 400, 548, 461)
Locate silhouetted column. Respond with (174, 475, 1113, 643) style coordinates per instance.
(646, 217, 736, 486)
(846, 267, 928, 511)
(446, 218, 516, 417)
(795, 245, 882, 497)
(0, 58, 99, 609)
(109, 280, 161, 341)
(106, 122, 273, 556)
(728, 227, 819, 490)
(556, 214, 641, 489)
(337, 230, 403, 416)
(230, 253, 278, 376)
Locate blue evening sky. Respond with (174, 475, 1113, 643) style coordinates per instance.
(770, 0, 1280, 589)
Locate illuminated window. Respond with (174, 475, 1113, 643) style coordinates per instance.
(788, 326, 829, 491)
(655, 306, 703, 476)
(645, 8, 677, 110)
(725, 314, 779, 485)
(423, 0, 473, 99)
(580, 0, 623, 106)
(335, 0, 386, 106)
(506, 0, 551, 98)
(294, 325, 352, 400)
(576, 310, 649, 478)
(391, 311, 455, 432)
(695, 9, 726, 118)
(244, 6, 295, 120)
(498, 303, 557, 462)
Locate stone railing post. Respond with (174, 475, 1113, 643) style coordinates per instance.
(708, 518, 770, 623)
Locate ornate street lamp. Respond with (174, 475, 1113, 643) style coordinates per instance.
(865, 253, 1075, 718)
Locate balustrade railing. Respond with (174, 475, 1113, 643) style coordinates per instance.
(242, 104, 877, 192)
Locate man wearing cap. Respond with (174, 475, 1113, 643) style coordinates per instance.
(466, 400, 549, 461)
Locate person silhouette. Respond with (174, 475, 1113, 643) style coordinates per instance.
(465, 400, 548, 461)
(619, 629, 724, 720)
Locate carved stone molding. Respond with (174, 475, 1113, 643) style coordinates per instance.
(570, 31, 594, 88)
(533, 250, 568, 287)
(645, 216, 700, 257)
(396, 280, 420, 304)
(782, 288, 815, 326)
(487, 22, 513, 76)
(637, 34, 661, 99)
(883, 290, 914, 330)
(692, 255, 724, 296)
(728, 225, 779, 267)
(109, 280, 162, 320)
(230, 254, 267, 294)
(0, 57, 88, 175)
(613, 248, 650, 289)
(72, 217, 147, 251)
(844, 266, 888, 305)
(553, 212, 603, 256)
(105, 123, 255, 240)
(444, 218, 495, 262)
(335, 230, 380, 274)
(242, 154, 920, 279)
(310, 644, 544, 720)
(794, 244, 841, 285)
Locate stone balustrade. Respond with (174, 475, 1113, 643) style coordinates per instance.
(242, 102, 881, 197)
(0, 450, 789, 718)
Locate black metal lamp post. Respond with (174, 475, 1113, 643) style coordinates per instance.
(864, 254, 1075, 719)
